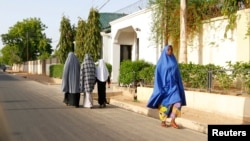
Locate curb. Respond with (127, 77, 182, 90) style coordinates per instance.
(109, 98, 208, 134)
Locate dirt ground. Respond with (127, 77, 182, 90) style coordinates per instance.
(6, 70, 61, 85)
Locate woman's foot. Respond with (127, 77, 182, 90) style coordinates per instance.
(161, 121, 168, 127)
(171, 120, 179, 129)
(84, 106, 93, 109)
(99, 104, 106, 108)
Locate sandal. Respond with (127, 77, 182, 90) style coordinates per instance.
(171, 121, 179, 129)
(161, 121, 168, 127)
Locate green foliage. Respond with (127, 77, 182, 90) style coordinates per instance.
(221, 0, 238, 37)
(83, 8, 102, 62)
(0, 18, 52, 64)
(178, 61, 250, 93)
(105, 62, 112, 77)
(149, 0, 250, 52)
(0, 45, 20, 65)
(75, 18, 87, 62)
(179, 63, 222, 89)
(244, 0, 250, 35)
(56, 16, 75, 64)
(37, 52, 50, 60)
(0, 56, 3, 64)
(215, 70, 233, 90)
(179, 63, 207, 88)
(49, 64, 64, 78)
(226, 61, 250, 93)
(178, 63, 190, 84)
(119, 60, 135, 85)
(149, 0, 219, 49)
(149, 0, 179, 46)
(246, 26, 250, 36)
(119, 60, 153, 85)
(138, 64, 155, 86)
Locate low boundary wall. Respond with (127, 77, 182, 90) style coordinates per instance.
(136, 87, 250, 123)
(12, 58, 59, 76)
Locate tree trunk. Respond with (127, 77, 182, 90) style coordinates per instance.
(179, 0, 187, 63)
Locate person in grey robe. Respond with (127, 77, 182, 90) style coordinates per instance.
(61, 52, 81, 108)
(80, 54, 96, 108)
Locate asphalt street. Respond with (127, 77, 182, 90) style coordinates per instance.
(0, 71, 207, 141)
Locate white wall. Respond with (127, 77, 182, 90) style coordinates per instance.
(102, 7, 250, 83)
(107, 8, 159, 83)
(188, 9, 250, 67)
(101, 32, 112, 62)
(236, 9, 250, 62)
(136, 87, 250, 121)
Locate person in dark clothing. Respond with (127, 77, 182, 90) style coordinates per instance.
(95, 59, 111, 108)
(61, 52, 81, 108)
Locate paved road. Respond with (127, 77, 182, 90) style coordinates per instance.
(0, 72, 207, 141)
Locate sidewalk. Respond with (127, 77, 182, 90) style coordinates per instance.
(108, 94, 250, 134)
(7, 71, 250, 134)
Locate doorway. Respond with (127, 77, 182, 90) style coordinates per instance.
(120, 45, 132, 62)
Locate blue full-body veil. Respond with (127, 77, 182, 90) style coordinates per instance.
(147, 45, 186, 109)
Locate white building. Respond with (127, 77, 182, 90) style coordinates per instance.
(100, 7, 250, 83)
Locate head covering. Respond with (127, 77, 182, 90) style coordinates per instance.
(96, 59, 109, 82)
(80, 54, 96, 93)
(147, 45, 186, 109)
(61, 52, 80, 93)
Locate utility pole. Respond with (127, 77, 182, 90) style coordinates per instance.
(26, 32, 29, 61)
(179, 0, 187, 63)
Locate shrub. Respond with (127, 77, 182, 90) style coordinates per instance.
(50, 64, 64, 78)
(119, 60, 153, 86)
(105, 62, 112, 77)
(138, 64, 155, 86)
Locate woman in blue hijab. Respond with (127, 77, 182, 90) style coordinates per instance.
(147, 45, 186, 128)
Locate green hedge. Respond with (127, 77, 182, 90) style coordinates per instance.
(105, 62, 112, 77)
(49, 64, 64, 78)
(119, 60, 154, 86)
(49, 60, 250, 94)
(49, 63, 113, 79)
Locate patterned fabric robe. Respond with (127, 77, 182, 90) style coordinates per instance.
(80, 54, 96, 93)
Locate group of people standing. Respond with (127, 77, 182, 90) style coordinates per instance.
(61, 52, 110, 108)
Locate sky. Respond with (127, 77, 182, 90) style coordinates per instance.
(0, 0, 141, 50)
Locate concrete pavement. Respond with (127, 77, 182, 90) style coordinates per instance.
(6, 71, 250, 134)
(0, 71, 208, 141)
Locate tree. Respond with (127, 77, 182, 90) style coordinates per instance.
(75, 18, 87, 62)
(149, 0, 181, 57)
(1, 18, 53, 64)
(83, 8, 102, 62)
(0, 45, 20, 65)
(149, 0, 222, 62)
(179, 0, 187, 63)
(56, 15, 75, 64)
